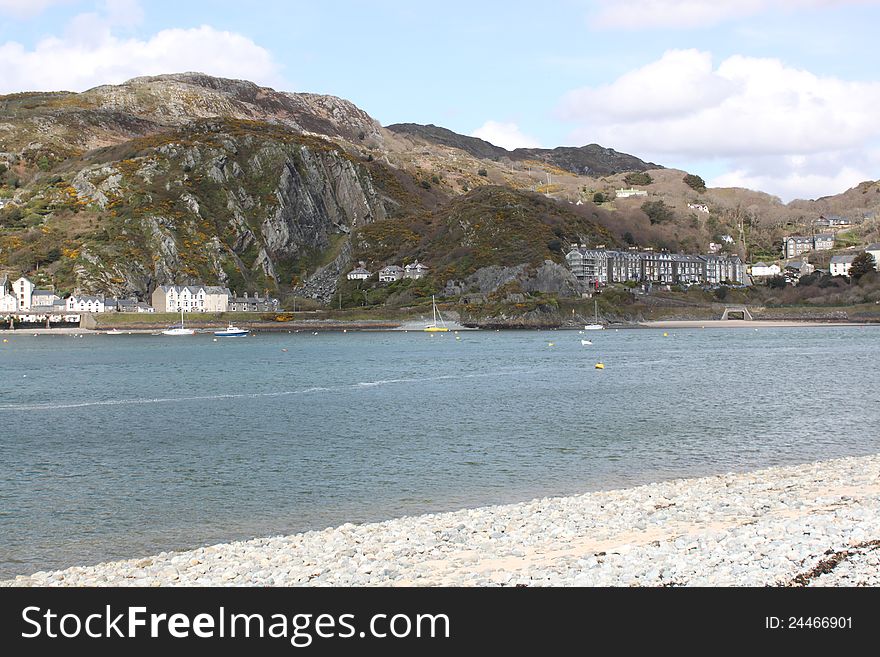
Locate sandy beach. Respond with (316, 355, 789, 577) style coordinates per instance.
(4, 453, 878, 587)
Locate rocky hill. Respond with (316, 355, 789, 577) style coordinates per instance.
(1, 73, 879, 310)
(386, 122, 660, 175)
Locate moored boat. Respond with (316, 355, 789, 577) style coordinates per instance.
(214, 324, 249, 337)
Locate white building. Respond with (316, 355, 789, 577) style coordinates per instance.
(688, 203, 709, 214)
(31, 289, 61, 307)
(12, 276, 35, 310)
(347, 264, 371, 281)
(151, 285, 231, 312)
(830, 255, 856, 277)
(404, 261, 429, 280)
(378, 265, 404, 283)
(66, 295, 107, 313)
(750, 262, 781, 278)
(0, 275, 17, 312)
(866, 243, 880, 271)
(615, 188, 648, 198)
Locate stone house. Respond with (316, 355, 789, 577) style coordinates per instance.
(378, 265, 404, 283)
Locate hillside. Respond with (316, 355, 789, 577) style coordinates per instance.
(2, 72, 879, 313)
(386, 122, 660, 175)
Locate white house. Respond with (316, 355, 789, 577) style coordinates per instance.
(404, 261, 429, 280)
(0, 275, 17, 312)
(688, 203, 709, 214)
(12, 276, 35, 310)
(31, 289, 61, 308)
(830, 255, 856, 277)
(750, 262, 781, 278)
(378, 265, 404, 283)
(615, 188, 648, 198)
(66, 295, 107, 313)
(866, 243, 880, 271)
(151, 285, 231, 312)
(347, 263, 371, 281)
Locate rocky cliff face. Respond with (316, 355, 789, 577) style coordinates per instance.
(3, 118, 386, 299)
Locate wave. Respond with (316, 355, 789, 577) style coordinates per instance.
(0, 371, 510, 412)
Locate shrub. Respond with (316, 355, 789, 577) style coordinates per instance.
(683, 174, 707, 192)
(478, 168, 488, 177)
(593, 192, 605, 203)
(640, 200, 674, 225)
(624, 172, 653, 186)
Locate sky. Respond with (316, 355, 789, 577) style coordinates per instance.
(1, 0, 878, 202)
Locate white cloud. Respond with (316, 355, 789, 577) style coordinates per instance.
(471, 120, 543, 150)
(591, 0, 876, 30)
(559, 49, 880, 200)
(0, 23, 282, 94)
(0, 0, 71, 17)
(710, 165, 872, 201)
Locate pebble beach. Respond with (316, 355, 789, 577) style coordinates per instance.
(4, 454, 879, 587)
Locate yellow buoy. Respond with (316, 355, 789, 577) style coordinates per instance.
(548, 342, 554, 347)
(595, 362, 605, 369)
(663, 332, 669, 337)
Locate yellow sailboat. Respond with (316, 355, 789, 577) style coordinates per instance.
(424, 295, 449, 332)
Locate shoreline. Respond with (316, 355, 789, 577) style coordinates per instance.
(4, 453, 879, 587)
(2, 319, 875, 334)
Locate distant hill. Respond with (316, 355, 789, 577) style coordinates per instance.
(386, 122, 660, 175)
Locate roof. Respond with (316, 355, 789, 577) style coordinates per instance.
(32, 289, 56, 295)
(349, 267, 371, 275)
(752, 262, 769, 268)
(380, 265, 404, 273)
(866, 243, 880, 251)
(830, 255, 856, 264)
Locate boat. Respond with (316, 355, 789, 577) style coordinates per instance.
(584, 300, 604, 330)
(105, 329, 124, 335)
(162, 309, 195, 336)
(581, 339, 592, 346)
(214, 324, 249, 337)
(424, 295, 449, 332)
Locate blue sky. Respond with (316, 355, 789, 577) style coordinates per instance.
(1, 0, 878, 201)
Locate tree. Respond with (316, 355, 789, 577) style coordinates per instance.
(640, 200, 674, 225)
(849, 251, 876, 280)
(683, 174, 707, 192)
(624, 172, 653, 186)
(478, 168, 488, 177)
(767, 275, 787, 289)
(592, 192, 605, 204)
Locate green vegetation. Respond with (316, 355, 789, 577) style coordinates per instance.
(640, 200, 674, 225)
(592, 192, 605, 203)
(849, 251, 877, 280)
(683, 174, 707, 192)
(624, 172, 653, 186)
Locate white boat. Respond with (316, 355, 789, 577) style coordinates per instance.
(584, 300, 604, 330)
(424, 295, 449, 332)
(581, 339, 592, 345)
(214, 324, 249, 337)
(162, 309, 195, 336)
(105, 329, 124, 335)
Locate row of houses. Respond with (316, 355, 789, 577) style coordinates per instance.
(565, 247, 745, 286)
(151, 286, 280, 313)
(347, 260, 430, 283)
(1, 275, 280, 314)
